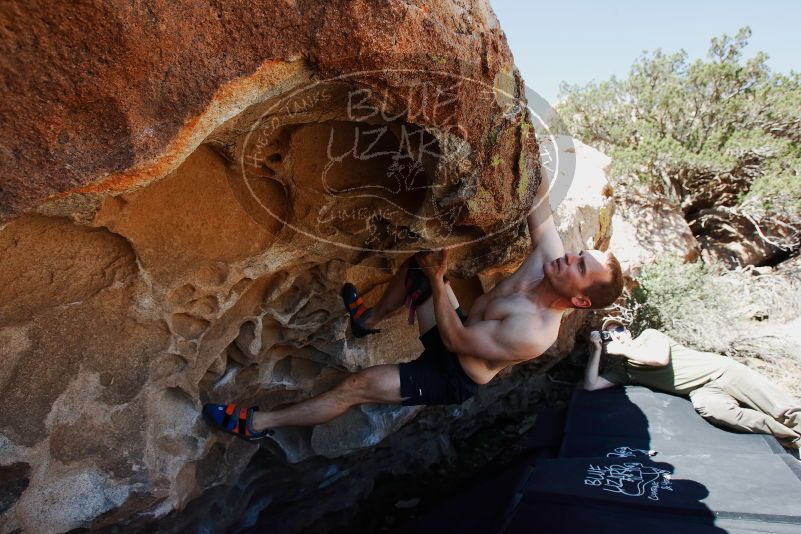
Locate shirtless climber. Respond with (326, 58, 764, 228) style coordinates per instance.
(204, 170, 624, 440)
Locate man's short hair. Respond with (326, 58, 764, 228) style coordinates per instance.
(585, 252, 623, 309)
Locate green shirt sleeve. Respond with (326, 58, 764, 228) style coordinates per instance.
(625, 329, 672, 370)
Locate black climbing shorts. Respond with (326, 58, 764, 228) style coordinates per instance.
(398, 307, 480, 406)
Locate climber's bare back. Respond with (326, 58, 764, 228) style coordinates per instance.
(456, 250, 562, 384)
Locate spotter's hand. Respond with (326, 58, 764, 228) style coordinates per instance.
(417, 249, 449, 281)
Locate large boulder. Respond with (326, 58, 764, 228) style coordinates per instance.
(691, 207, 798, 269)
(671, 167, 796, 270)
(0, 2, 612, 532)
(0, 0, 527, 229)
(609, 186, 700, 280)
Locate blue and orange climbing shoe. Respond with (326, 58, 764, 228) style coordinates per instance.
(341, 282, 380, 338)
(202, 403, 272, 442)
(404, 254, 434, 325)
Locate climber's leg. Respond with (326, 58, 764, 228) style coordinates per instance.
(250, 364, 403, 430)
(340, 256, 415, 338)
(342, 253, 462, 337)
(366, 253, 460, 335)
(360, 256, 414, 328)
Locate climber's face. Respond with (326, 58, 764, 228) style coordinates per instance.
(544, 249, 611, 308)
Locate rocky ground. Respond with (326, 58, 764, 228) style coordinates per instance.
(327, 368, 577, 534)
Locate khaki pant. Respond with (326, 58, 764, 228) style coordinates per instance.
(689, 361, 801, 448)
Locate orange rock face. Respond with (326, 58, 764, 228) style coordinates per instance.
(0, 2, 614, 532)
(0, 0, 529, 226)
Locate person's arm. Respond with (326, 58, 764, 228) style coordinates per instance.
(606, 329, 670, 367)
(430, 277, 545, 361)
(526, 168, 564, 262)
(583, 331, 618, 391)
(420, 251, 547, 361)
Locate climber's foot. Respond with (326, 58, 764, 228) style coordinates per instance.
(341, 282, 380, 338)
(203, 403, 272, 442)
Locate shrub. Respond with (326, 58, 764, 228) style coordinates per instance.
(622, 255, 801, 397)
(558, 27, 801, 225)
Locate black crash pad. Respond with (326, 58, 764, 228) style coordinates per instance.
(503, 498, 801, 534)
(524, 453, 801, 518)
(395, 387, 800, 534)
(561, 386, 783, 457)
(390, 407, 565, 534)
(503, 453, 801, 533)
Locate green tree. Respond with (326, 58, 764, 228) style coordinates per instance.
(557, 27, 801, 226)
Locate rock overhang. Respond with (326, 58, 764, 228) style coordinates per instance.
(0, 1, 618, 531)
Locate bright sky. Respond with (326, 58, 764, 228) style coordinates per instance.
(490, 0, 801, 105)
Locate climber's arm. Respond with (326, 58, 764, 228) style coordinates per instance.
(440, 314, 548, 362)
(432, 280, 546, 361)
(526, 169, 564, 263)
